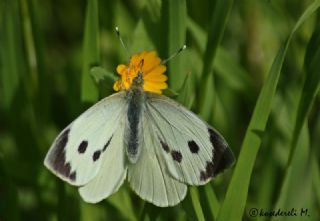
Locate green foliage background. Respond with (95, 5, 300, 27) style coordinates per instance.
(1, 0, 320, 220)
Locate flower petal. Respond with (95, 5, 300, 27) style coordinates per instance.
(116, 64, 128, 75)
(113, 80, 122, 91)
(145, 65, 166, 77)
(144, 73, 167, 82)
(144, 81, 168, 90)
(143, 54, 161, 72)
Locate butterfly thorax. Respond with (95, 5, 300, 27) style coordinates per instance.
(125, 72, 146, 163)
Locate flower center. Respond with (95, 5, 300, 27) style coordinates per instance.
(113, 51, 168, 94)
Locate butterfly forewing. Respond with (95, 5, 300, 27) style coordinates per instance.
(44, 92, 127, 186)
(145, 93, 235, 186)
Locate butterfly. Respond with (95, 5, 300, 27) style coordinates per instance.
(44, 49, 235, 207)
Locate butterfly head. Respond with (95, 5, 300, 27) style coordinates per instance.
(113, 51, 168, 94)
(130, 59, 144, 89)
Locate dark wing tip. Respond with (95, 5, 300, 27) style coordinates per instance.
(44, 128, 78, 183)
(214, 146, 235, 175)
(208, 127, 235, 176)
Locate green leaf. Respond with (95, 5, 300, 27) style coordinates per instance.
(217, 1, 320, 220)
(90, 66, 117, 84)
(163, 87, 179, 98)
(81, 0, 100, 102)
(90, 66, 118, 97)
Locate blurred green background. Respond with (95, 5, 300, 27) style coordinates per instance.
(1, 0, 320, 220)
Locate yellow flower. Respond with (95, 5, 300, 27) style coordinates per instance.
(113, 51, 168, 94)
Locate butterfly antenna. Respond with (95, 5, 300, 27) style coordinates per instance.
(115, 26, 130, 57)
(161, 45, 187, 65)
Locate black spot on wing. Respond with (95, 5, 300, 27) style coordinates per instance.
(93, 150, 101, 162)
(206, 162, 215, 177)
(62, 162, 71, 178)
(69, 171, 76, 181)
(200, 161, 215, 181)
(78, 140, 88, 153)
(48, 129, 75, 180)
(171, 150, 182, 163)
(200, 171, 206, 181)
(159, 139, 183, 163)
(102, 136, 113, 152)
(188, 141, 199, 153)
(160, 140, 170, 153)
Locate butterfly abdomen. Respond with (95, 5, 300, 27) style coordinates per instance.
(126, 87, 145, 163)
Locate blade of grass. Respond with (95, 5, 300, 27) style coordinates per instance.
(130, 20, 155, 54)
(142, 0, 166, 56)
(189, 187, 206, 221)
(0, 0, 22, 109)
(187, 17, 253, 96)
(176, 72, 194, 109)
(21, 0, 38, 93)
(107, 187, 138, 221)
(81, 0, 100, 102)
(287, 1, 320, 166)
(187, 13, 236, 215)
(166, 0, 187, 90)
(203, 184, 220, 220)
(196, 0, 234, 115)
(80, 202, 104, 221)
(273, 3, 320, 214)
(142, 0, 186, 89)
(312, 155, 320, 209)
(217, 1, 320, 220)
(0, 154, 19, 221)
(271, 124, 313, 221)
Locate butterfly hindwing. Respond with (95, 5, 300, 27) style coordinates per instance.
(127, 114, 187, 207)
(44, 91, 127, 186)
(146, 93, 235, 186)
(79, 124, 127, 203)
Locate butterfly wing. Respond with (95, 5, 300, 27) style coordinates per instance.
(78, 124, 127, 203)
(145, 93, 235, 186)
(44, 91, 127, 186)
(127, 113, 187, 207)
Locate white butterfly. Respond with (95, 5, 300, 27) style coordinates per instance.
(44, 49, 235, 207)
